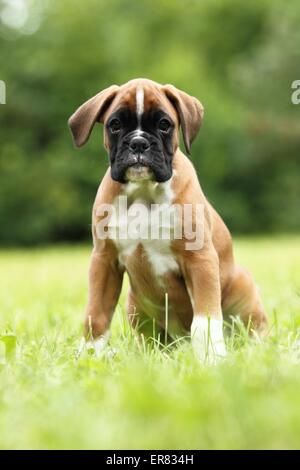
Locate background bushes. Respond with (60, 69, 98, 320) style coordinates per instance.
(0, 0, 299, 245)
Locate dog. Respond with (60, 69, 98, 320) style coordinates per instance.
(69, 78, 267, 362)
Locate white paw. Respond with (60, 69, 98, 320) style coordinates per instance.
(78, 331, 111, 358)
(191, 316, 227, 364)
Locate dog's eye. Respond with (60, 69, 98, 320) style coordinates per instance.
(109, 119, 121, 134)
(158, 118, 171, 133)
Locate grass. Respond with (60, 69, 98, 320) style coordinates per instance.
(0, 236, 300, 450)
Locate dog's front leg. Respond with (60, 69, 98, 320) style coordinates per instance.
(183, 248, 227, 363)
(80, 246, 123, 357)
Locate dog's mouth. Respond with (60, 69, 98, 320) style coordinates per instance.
(125, 163, 154, 182)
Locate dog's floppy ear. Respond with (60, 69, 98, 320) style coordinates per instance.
(162, 84, 204, 154)
(68, 85, 119, 147)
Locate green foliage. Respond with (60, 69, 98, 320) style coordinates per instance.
(0, 332, 16, 360)
(0, 237, 300, 449)
(0, 0, 299, 244)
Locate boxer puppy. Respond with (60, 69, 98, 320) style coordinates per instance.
(69, 78, 267, 362)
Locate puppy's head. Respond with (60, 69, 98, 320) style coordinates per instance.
(68, 79, 204, 183)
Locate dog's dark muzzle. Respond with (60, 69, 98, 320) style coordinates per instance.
(129, 136, 150, 154)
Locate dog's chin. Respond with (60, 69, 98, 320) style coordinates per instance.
(125, 164, 155, 182)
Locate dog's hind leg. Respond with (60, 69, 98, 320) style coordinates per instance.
(222, 266, 267, 335)
(126, 289, 167, 343)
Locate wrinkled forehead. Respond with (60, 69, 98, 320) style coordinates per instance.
(105, 81, 178, 123)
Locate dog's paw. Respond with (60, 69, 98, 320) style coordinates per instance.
(191, 316, 227, 364)
(193, 339, 227, 365)
(77, 331, 111, 358)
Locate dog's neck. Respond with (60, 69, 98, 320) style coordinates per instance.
(122, 176, 175, 206)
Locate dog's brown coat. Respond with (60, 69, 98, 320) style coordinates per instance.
(69, 79, 267, 342)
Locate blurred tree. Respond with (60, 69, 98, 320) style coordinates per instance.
(0, 0, 299, 244)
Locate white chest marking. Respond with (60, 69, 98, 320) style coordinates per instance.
(136, 87, 144, 127)
(108, 178, 179, 277)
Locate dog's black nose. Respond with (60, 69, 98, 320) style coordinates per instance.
(129, 136, 150, 154)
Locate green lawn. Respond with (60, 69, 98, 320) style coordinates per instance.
(0, 236, 300, 450)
